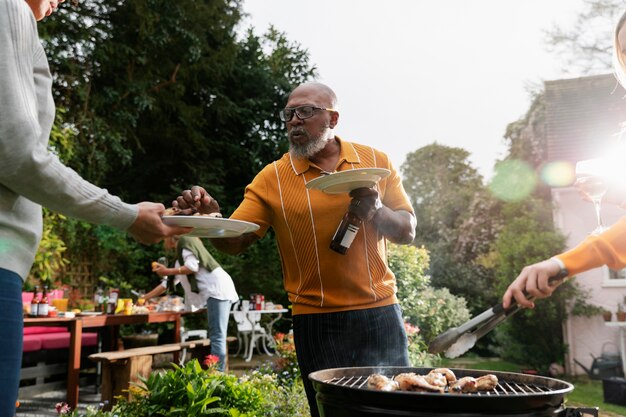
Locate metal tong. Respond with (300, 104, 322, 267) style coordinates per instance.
(427, 269, 569, 358)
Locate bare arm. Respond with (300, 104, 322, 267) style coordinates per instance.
(373, 208, 416, 244)
(143, 283, 166, 301)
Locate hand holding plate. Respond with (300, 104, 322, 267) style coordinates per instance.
(349, 187, 382, 221)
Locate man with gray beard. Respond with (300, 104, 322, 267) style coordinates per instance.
(174, 82, 416, 417)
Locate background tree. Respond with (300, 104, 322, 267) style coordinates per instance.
(32, 0, 316, 308)
(401, 143, 492, 312)
(545, 0, 622, 75)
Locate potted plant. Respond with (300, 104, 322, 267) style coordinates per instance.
(603, 309, 613, 322)
(616, 303, 626, 322)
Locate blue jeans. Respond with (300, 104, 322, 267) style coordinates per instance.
(0, 269, 24, 416)
(206, 298, 232, 372)
(293, 304, 409, 417)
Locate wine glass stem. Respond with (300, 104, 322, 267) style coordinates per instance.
(593, 199, 604, 228)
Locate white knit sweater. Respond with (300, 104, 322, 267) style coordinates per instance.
(0, 0, 138, 281)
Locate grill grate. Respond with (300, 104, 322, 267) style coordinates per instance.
(323, 375, 557, 396)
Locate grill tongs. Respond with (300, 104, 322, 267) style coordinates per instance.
(428, 269, 569, 358)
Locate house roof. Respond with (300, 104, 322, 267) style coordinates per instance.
(545, 73, 626, 162)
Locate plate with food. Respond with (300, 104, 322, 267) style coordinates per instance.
(162, 214, 260, 238)
(77, 311, 103, 316)
(305, 168, 391, 194)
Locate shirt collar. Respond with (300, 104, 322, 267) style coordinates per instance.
(289, 136, 361, 176)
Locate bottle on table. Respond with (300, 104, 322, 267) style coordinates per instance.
(30, 286, 39, 318)
(330, 199, 363, 254)
(101, 291, 109, 314)
(38, 285, 49, 317)
(93, 287, 103, 312)
(108, 288, 119, 314)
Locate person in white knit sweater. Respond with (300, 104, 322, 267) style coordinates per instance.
(0, 0, 189, 413)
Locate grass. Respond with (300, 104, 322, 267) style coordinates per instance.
(441, 357, 626, 417)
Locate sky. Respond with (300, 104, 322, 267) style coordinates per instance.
(239, 0, 593, 180)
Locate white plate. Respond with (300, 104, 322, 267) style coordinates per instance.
(305, 168, 391, 194)
(162, 216, 260, 238)
(77, 311, 103, 316)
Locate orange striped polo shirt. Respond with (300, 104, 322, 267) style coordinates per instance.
(230, 137, 414, 315)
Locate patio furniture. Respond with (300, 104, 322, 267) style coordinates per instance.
(89, 338, 211, 409)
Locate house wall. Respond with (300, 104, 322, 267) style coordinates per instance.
(552, 186, 626, 376)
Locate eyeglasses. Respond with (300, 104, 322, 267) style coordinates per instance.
(279, 105, 335, 122)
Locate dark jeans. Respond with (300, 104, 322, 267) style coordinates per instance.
(293, 304, 409, 417)
(0, 269, 24, 416)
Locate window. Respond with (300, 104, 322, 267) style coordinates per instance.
(603, 266, 626, 287)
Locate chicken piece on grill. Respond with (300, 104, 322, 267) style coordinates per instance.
(430, 368, 457, 384)
(476, 374, 498, 391)
(367, 374, 399, 392)
(449, 376, 478, 393)
(424, 371, 447, 388)
(393, 373, 444, 393)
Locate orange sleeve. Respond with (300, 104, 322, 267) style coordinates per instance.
(556, 216, 626, 276)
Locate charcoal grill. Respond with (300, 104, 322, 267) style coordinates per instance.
(309, 366, 599, 417)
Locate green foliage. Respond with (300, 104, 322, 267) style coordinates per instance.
(490, 199, 570, 371)
(402, 143, 483, 250)
(29, 209, 70, 288)
(33, 0, 316, 303)
(256, 333, 301, 387)
(28, 111, 76, 288)
(401, 143, 496, 312)
(252, 333, 309, 415)
(390, 244, 471, 364)
(110, 360, 266, 416)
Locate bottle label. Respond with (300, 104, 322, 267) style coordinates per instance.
(38, 303, 49, 316)
(30, 302, 38, 317)
(340, 224, 359, 248)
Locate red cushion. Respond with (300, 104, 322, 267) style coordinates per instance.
(23, 326, 68, 335)
(38, 332, 99, 350)
(81, 332, 98, 347)
(23, 335, 43, 352)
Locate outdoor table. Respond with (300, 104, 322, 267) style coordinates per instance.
(231, 308, 288, 362)
(24, 310, 195, 409)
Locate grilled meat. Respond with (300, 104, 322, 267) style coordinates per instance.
(367, 374, 399, 392)
(476, 374, 498, 391)
(394, 373, 444, 393)
(449, 376, 478, 393)
(430, 368, 457, 384)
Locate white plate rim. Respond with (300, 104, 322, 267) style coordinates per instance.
(162, 216, 260, 238)
(305, 167, 391, 194)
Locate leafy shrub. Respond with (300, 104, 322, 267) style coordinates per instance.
(257, 332, 300, 387)
(115, 360, 268, 416)
(390, 244, 471, 365)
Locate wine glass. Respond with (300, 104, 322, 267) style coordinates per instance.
(575, 158, 609, 235)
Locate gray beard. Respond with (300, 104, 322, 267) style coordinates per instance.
(289, 127, 330, 159)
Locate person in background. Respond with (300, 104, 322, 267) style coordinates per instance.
(173, 82, 416, 417)
(502, 9, 626, 310)
(0, 0, 188, 414)
(143, 235, 238, 372)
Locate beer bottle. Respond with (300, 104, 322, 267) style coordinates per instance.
(30, 286, 39, 317)
(93, 287, 103, 312)
(330, 199, 363, 254)
(38, 285, 49, 317)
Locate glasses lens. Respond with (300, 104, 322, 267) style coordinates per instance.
(295, 106, 315, 119)
(279, 108, 294, 122)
